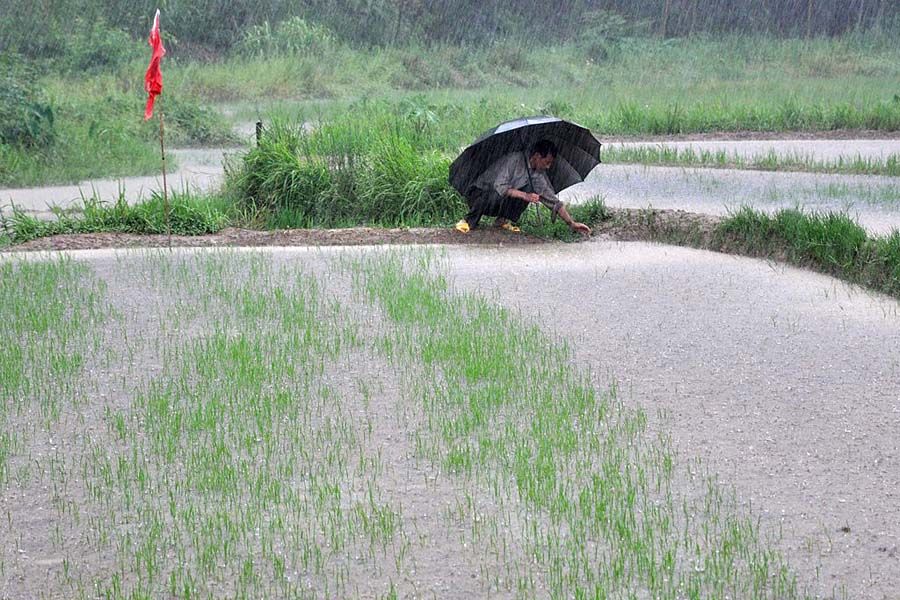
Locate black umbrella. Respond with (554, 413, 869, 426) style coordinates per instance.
(449, 116, 602, 198)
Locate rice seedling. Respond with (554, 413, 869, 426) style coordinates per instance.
(0, 250, 422, 598)
(816, 182, 900, 205)
(2, 244, 872, 597)
(351, 251, 806, 598)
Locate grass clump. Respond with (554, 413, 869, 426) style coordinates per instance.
(229, 116, 465, 228)
(719, 207, 900, 296)
(519, 197, 609, 241)
(1, 191, 231, 244)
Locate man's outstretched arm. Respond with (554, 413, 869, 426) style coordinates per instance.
(529, 194, 591, 236)
(555, 203, 591, 236)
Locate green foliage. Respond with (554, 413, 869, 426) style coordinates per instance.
(577, 9, 645, 63)
(60, 18, 141, 73)
(0, 191, 231, 244)
(237, 17, 336, 58)
(1, 0, 898, 65)
(231, 115, 463, 228)
(0, 60, 55, 148)
(164, 96, 237, 146)
(521, 197, 608, 241)
(719, 207, 900, 297)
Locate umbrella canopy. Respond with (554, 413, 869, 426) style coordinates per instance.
(449, 116, 602, 196)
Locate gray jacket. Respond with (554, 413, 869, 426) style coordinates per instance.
(473, 152, 562, 212)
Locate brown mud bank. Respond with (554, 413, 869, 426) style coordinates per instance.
(1, 208, 719, 253)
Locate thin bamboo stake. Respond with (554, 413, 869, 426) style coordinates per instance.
(158, 108, 171, 248)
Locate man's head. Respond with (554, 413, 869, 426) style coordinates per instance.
(529, 140, 557, 171)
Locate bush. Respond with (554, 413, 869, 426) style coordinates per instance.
(0, 60, 55, 148)
(163, 96, 237, 146)
(576, 9, 639, 63)
(238, 17, 335, 58)
(61, 19, 140, 74)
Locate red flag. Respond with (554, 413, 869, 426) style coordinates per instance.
(144, 9, 166, 121)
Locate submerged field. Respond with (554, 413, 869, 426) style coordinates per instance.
(0, 248, 798, 599)
(2, 245, 898, 598)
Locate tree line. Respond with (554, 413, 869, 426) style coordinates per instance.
(2, 0, 897, 60)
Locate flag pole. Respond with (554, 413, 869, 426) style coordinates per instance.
(158, 104, 171, 248)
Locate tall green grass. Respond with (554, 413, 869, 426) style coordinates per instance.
(1, 190, 232, 244)
(228, 106, 608, 236)
(192, 35, 900, 135)
(229, 116, 464, 228)
(718, 208, 900, 296)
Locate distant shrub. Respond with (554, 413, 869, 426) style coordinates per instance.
(577, 10, 636, 62)
(61, 19, 139, 73)
(238, 17, 335, 58)
(163, 96, 237, 146)
(488, 43, 533, 73)
(0, 60, 55, 148)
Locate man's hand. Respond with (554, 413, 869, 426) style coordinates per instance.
(557, 204, 592, 236)
(570, 222, 592, 236)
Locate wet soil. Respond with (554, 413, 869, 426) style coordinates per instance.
(1, 208, 721, 253)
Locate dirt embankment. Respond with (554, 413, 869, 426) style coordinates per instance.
(2, 208, 724, 253)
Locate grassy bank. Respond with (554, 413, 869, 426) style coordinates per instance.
(191, 34, 900, 135)
(602, 145, 900, 176)
(0, 69, 237, 188)
(717, 208, 900, 296)
(604, 206, 900, 299)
